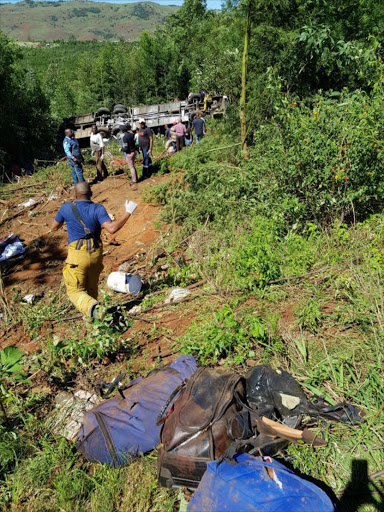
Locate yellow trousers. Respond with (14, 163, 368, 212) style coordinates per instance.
(63, 240, 103, 317)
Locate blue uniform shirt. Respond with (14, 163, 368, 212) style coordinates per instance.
(55, 200, 111, 244)
(63, 136, 82, 160)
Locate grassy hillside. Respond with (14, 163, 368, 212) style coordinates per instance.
(0, 0, 178, 41)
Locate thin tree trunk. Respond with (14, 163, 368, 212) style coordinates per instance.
(0, 270, 12, 322)
(240, 0, 252, 160)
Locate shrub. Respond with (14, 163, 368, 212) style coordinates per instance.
(180, 305, 270, 365)
(252, 89, 384, 226)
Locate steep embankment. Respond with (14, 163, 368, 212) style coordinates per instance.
(0, 1, 178, 41)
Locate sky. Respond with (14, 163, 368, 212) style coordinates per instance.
(0, 0, 223, 8)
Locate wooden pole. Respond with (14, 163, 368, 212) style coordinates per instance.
(240, 0, 252, 161)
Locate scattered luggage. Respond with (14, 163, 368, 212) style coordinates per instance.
(157, 367, 249, 489)
(157, 367, 330, 489)
(76, 355, 197, 467)
(246, 365, 365, 425)
(0, 234, 25, 262)
(188, 453, 337, 512)
(158, 364, 364, 489)
(76, 355, 362, 508)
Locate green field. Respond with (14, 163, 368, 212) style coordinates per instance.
(0, 1, 178, 41)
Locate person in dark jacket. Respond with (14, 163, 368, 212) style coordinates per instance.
(63, 129, 85, 184)
(192, 112, 207, 144)
(137, 119, 153, 179)
(121, 125, 138, 184)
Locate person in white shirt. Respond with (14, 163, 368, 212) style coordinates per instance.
(90, 125, 109, 182)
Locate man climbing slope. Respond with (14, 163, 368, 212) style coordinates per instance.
(51, 182, 137, 321)
(63, 129, 85, 184)
(192, 111, 207, 144)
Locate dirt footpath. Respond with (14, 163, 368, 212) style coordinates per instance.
(0, 171, 197, 364)
(0, 173, 167, 295)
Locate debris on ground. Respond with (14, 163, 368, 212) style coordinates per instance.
(188, 453, 337, 512)
(50, 390, 99, 441)
(165, 287, 191, 304)
(158, 365, 364, 489)
(128, 304, 142, 315)
(77, 356, 197, 466)
(0, 234, 25, 262)
(18, 198, 37, 208)
(21, 292, 44, 305)
(246, 365, 365, 424)
(107, 271, 142, 295)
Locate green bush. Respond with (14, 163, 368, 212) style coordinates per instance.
(180, 305, 273, 365)
(252, 90, 384, 226)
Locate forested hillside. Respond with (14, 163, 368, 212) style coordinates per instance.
(0, 1, 178, 41)
(1, 0, 384, 510)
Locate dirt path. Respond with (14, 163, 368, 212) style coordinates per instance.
(0, 171, 197, 364)
(0, 173, 168, 293)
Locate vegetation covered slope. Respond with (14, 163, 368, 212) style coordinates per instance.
(0, 1, 178, 41)
(1, 0, 384, 509)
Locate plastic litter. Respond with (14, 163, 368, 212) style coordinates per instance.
(18, 198, 37, 208)
(21, 292, 44, 305)
(165, 287, 191, 304)
(0, 234, 25, 262)
(22, 294, 35, 305)
(107, 272, 142, 295)
(128, 305, 142, 315)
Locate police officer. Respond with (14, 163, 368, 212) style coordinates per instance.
(63, 128, 85, 185)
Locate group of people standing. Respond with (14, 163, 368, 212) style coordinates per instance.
(63, 114, 206, 186)
(56, 112, 207, 324)
(120, 118, 153, 185)
(63, 125, 109, 185)
(164, 111, 207, 154)
(63, 119, 154, 186)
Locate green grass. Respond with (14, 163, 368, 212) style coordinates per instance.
(0, 423, 177, 511)
(1, 124, 384, 511)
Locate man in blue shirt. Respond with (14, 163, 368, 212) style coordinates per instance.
(51, 182, 137, 321)
(191, 112, 207, 144)
(63, 129, 85, 185)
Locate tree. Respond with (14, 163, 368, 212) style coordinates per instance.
(0, 32, 53, 168)
(240, 0, 252, 159)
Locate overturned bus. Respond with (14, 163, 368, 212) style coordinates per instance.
(61, 94, 228, 146)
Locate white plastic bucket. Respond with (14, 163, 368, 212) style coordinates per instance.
(107, 272, 142, 295)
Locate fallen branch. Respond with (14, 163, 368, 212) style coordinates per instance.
(371, 468, 384, 480)
(150, 350, 178, 359)
(203, 143, 241, 154)
(266, 265, 341, 285)
(11, 180, 47, 192)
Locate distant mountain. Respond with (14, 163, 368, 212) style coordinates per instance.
(0, 1, 178, 41)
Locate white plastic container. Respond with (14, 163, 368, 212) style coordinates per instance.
(107, 272, 142, 295)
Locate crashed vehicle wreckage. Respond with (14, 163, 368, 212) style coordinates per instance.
(60, 93, 228, 146)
